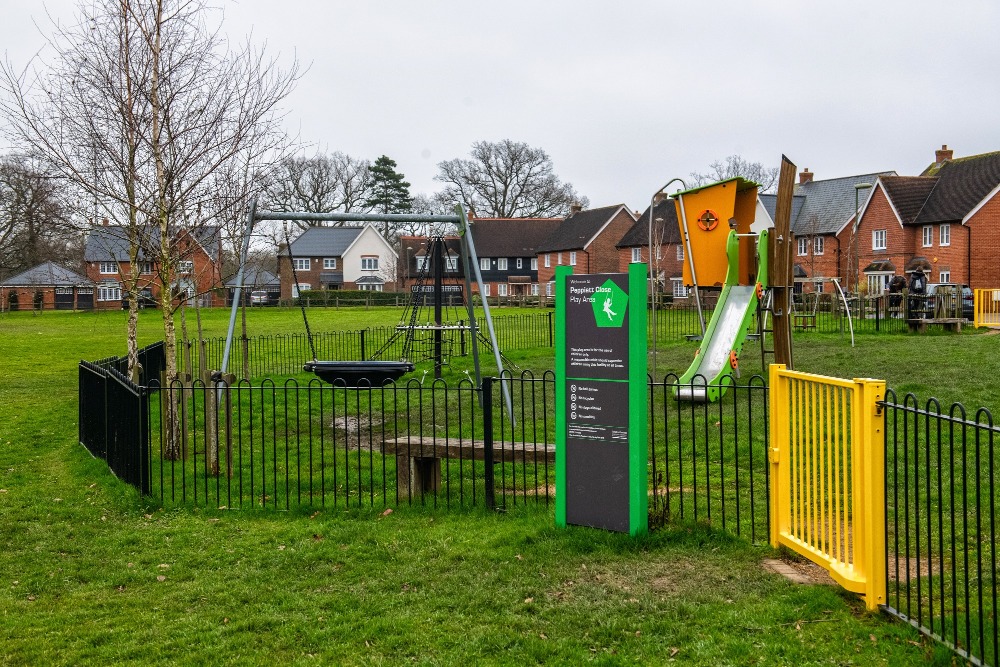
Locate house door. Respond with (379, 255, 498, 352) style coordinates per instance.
(55, 287, 75, 310)
(76, 287, 94, 310)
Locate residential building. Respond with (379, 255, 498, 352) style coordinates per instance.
(853, 145, 1000, 291)
(535, 204, 637, 296)
(83, 223, 223, 309)
(0, 262, 94, 311)
(280, 224, 398, 298)
(224, 267, 281, 306)
(470, 217, 561, 298)
(616, 196, 686, 298)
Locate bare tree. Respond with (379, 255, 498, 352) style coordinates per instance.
(435, 139, 588, 218)
(0, 153, 77, 278)
(690, 155, 779, 193)
(263, 152, 374, 228)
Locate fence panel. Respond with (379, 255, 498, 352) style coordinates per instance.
(974, 289, 1000, 329)
(769, 364, 886, 610)
(882, 393, 998, 667)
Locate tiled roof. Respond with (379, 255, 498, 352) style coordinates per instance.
(470, 218, 562, 257)
(84, 224, 221, 262)
(535, 205, 633, 253)
(1, 261, 92, 287)
(617, 199, 681, 247)
(758, 194, 806, 228)
(789, 172, 895, 235)
(913, 151, 1000, 224)
(879, 177, 937, 225)
(224, 268, 279, 288)
(286, 226, 364, 257)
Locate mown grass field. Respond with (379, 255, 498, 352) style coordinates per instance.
(3, 305, 994, 665)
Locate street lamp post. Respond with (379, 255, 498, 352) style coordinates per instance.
(852, 182, 873, 292)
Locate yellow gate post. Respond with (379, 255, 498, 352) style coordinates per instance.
(769, 363, 886, 611)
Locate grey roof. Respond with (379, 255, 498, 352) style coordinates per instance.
(617, 198, 681, 247)
(224, 268, 279, 288)
(84, 224, 221, 262)
(758, 194, 806, 228)
(913, 151, 1000, 224)
(470, 218, 562, 256)
(285, 226, 364, 257)
(786, 172, 895, 235)
(1, 261, 92, 287)
(320, 271, 344, 283)
(535, 205, 632, 253)
(355, 275, 384, 284)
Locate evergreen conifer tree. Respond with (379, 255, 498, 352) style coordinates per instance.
(366, 155, 412, 238)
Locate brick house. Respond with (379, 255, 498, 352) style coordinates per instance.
(469, 217, 561, 298)
(615, 196, 686, 297)
(0, 261, 94, 311)
(759, 168, 895, 293)
(535, 204, 637, 296)
(397, 235, 464, 293)
(280, 224, 398, 298)
(853, 145, 1000, 291)
(83, 223, 223, 309)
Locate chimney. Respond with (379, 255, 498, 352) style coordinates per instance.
(935, 144, 953, 164)
(102, 217, 109, 226)
(569, 202, 583, 215)
(467, 207, 475, 220)
(799, 168, 814, 184)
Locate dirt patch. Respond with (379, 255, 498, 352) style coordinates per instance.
(331, 415, 384, 450)
(763, 557, 836, 586)
(887, 554, 941, 581)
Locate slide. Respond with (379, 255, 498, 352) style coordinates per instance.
(675, 229, 769, 402)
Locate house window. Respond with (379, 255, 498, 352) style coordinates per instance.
(569, 252, 577, 266)
(676, 245, 684, 261)
(292, 283, 311, 298)
(416, 256, 428, 272)
(922, 226, 933, 247)
(498, 283, 508, 297)
(813, 237, 824, 255)
(656, 246, 662, 260)
(940, 224, 951, 246)
(483, 284, 490, 297)
(544, 254, 550, 268)
(939, 270, 951, 283)
(530, 257, 538, 270)
(99, 262, 118, 275)
(293, 258, 310, 271)
(872, 230, 887, 251)
(323, 258, 337, 270)
(797, 237, 809, 256)
(631, 247, 642, 263)
(97, 282, 121, 301)
(177, 260, 194, 274)
(480, 257, 490, 271)
(139, 262, 154, 274)
(516, 258, 523, 269)
(546, 281, 554, 296)
(557, 252, 563, 265)
(813, 280, 825, 294)
(531, 283, 539, 296)
(671, 278, 688, 298)
(865, 272, 891, 294)
(361, 256, 379, 271)
(498, 258, 508, 271)
(358, 282, 383, 292)
(445, 256, 457, 271)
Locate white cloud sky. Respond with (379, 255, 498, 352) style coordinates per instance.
(3, 0, 999, 210)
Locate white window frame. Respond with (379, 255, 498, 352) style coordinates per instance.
(872, 230, 887, 251)
(922, 226, 933, 247)
(97, 282, 121, 301)
(99, 262, 118, 275)
(480, 257, 490, 271)
(498, 283, 508, 297)
(865, 271, 892, 294)
(293, 258, 310, 271)
(445, 256, 457, 271)
(546, 281, 554, 296)
(671, 278, 688, 298)
(138, 262, 154, 275)
(544, 254, 550, 268)
(531, 283, 539, 296)
(557, 252, 563, 265)
(631, 247, 642, 263)
(323, 258, 337, 270)
(797, 237, 809, 256)
(530, 257, 538, 270)
(939, 270, 951, 283)
(292, 282, 311, 298)
(416, 256, 428, 272)
(177, 260, 194, 274)
(482, 284, 490, 297)
(940, 224, 951, 246)
(361, 256, 379, 271)
(516, 258, 523, 269)
(676, 245, 684, 261)
(813, 237, 824, 255)
(568, 251, 577, 266)
(498, 257, 508, 271)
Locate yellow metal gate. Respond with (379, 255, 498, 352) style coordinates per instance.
(768, 364, 886, 610)
(974, 288, 1000, 328)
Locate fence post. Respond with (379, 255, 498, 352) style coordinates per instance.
(459, 320, 466, 357)
(768, 363, 789, 547)
(854, 376, 887, 610)
(482, 377, 495, 510)
(547, 310, 553, 348)
(360, 329, 367, 360)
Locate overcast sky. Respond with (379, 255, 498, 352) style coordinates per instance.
(3, 0, 999, 211)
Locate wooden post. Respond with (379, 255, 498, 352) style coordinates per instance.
(770, 155, 797, 369)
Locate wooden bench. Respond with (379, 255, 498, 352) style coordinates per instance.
(793, 313, 817, 330)
(381, 437, 555, 494)
(906, 318, 964, 333)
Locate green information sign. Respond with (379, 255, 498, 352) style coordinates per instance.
(555, 264, 648, 535)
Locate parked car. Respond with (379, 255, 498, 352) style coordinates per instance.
(121, 289, 157, 310)
(923, 283, 973, 320)
(249, 290, 270, 306)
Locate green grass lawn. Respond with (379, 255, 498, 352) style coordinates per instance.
(4, 306, 994, 665)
